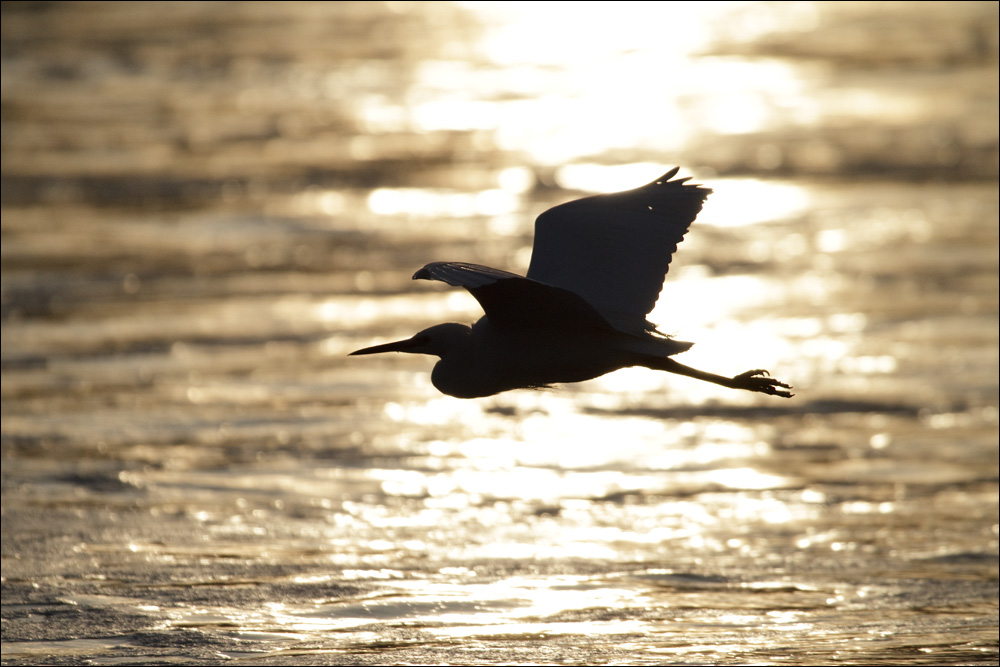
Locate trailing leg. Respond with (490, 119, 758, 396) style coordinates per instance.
(645, 357, 793, 397)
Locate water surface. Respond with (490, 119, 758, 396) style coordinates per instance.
(2, 2, 997, 665)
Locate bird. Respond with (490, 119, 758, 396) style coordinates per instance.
(351, 167, 793, 400)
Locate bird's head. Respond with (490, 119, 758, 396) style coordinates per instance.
(350, 323, 472, 359)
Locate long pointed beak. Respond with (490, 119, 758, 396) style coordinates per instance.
(349, 336, 424, 356)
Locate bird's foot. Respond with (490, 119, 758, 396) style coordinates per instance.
(731, 369, 793, 398)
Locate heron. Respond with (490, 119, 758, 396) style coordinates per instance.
(351, 167, 793, 399)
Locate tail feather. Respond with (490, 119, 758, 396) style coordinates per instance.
(619, 333, 693, 359)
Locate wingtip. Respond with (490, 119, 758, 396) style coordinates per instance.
(651, 167, 713, 196)
(413, 262, 443, 280)
(657, 166, 681, 182)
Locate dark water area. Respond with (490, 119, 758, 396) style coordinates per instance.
(2, 2, 998, 665)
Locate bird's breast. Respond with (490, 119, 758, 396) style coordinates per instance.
(426, 319, 643, 398)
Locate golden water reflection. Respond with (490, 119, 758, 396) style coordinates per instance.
(430, 2, 821, 164)
(144, 567, 900, 664)
(2, 2, 996, 664)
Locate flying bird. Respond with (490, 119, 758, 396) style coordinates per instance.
(351, 167, 792, 399)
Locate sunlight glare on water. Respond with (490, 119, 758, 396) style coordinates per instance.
(416, 1, 794, 164)
(697, 178, 811, 227)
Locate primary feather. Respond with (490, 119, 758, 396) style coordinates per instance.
(527, 167, 710, 333)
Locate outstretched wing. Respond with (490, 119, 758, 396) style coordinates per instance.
(414, 262, 613, 332)
(526, 167, 711, 333)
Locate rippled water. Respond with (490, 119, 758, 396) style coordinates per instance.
(2, 2, 998, 665)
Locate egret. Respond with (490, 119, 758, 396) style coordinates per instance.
(351, 167, 793, 399)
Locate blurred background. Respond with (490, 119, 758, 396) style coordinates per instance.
(2, 2, 997, 665)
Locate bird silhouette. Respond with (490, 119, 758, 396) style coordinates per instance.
(351, 167, 793, 399)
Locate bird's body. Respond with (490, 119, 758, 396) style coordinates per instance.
(418, 319, 662, 399)
(352, 168, 792, 399)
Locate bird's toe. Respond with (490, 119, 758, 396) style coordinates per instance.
(733, 369, 793, 398)
(736, 369, 769, 379)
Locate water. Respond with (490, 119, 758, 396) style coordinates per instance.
(2, 2, 998, 664)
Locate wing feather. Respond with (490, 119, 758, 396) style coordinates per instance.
(526, 168, 711, 332)
(414, 261, 613, 332)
